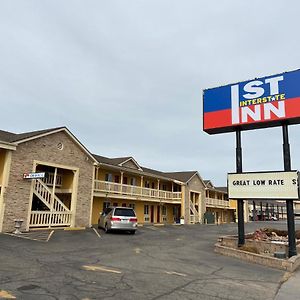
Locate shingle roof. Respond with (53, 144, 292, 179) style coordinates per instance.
(157, 171, 197, 183)
(0, 130, 15, 143)
(0, 127, 65, 143)
(93, 154, 198, 182)
(215, 186, 227, 193)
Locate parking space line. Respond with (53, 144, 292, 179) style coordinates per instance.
(165, 271, 187, 277)
(46, 230, 54, 242)
(134, 247, 141, 254)
(0, 289, 16, 299)
(92, 228, 101, 238)
(83, 265, 121, 274)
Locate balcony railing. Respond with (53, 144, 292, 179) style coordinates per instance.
(206, 197, 230, 208)
(94, 180, 182, 202)
(42, 172, 63, 187)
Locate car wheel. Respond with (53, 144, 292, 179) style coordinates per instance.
(130, 230, 136, 235)
(104, 223, 110, 233)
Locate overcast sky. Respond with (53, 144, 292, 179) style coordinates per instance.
(1, 1, 300, 186)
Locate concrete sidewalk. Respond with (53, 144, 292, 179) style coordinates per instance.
(275, 269, 300, 299)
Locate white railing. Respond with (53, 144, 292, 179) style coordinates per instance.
(30, 211, 72, 227)
(94, 180, 182, 202)
(189, 200, 200, 224)
(42, 172, 63, 187)
(34, 179, 70, 212)
(205, 197, 230, 208)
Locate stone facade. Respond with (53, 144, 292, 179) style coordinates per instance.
(2, 131, 94, 232)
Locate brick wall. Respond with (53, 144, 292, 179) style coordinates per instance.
(2, 131, 94, 232)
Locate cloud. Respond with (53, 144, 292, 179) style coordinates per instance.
(1, 0, 300, 186)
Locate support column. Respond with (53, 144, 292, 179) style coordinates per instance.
(236, 130, 245, 246)
(140, 176, 143, 196)
(253, 201, 256, 221)
(282, 124, 297, 257)
(50, 168, 58, 228)
(120, 172, 124, 185)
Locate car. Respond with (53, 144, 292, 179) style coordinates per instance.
(98, 207, 138, 234)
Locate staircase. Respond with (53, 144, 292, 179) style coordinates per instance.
(30, 179, 72, 227)
(189, 200, 200, 224)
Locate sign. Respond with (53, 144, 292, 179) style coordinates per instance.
(23, 172, 45, 180)
(228, 171, 299, 200)
(203, 69, 300, 134)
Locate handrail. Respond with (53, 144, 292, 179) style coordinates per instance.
(94, 180, 182, 201)
(205, 197, 230, 208)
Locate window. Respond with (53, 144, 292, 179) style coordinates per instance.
(162, 206, 167, 222)
(129, 203, 135, 210)
(105, 173, 113, 182)
(114, 208, 135, 217)
(122, 203, 127, 207)
(162, 184, 167, 191)
(103, 201, 110, 210)
(145, 181, 150, 188)
(162, 206, 167, 215)
(144, 205, 150, 222)
(130, 178, 136, 186)
(113, 202, 118, 207)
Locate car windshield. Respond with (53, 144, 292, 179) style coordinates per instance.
(114, 208, 135, 217)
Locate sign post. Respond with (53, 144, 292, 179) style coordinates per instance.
(236, 130, 245, 246)
(203, 69, 300, 256)
(282, 124, 297, 257)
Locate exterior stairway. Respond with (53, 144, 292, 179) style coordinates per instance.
(30, 179, 71, 227)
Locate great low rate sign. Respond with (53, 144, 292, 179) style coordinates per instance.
(228, 171, 299, 200)
(203, 69, 300, 134)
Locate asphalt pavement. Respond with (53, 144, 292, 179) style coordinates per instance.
(0, 221, 298, 299)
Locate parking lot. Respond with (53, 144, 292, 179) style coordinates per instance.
(0, 222, 298, 300)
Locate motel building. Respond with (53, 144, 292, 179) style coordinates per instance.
(0, 127, 234, 232)
(203, 181, 235, 224)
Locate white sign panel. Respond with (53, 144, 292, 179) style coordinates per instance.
(228, 171, 299, 200)
(23, 172, 46, 180)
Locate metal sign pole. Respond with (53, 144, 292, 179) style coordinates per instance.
(282, 124, 297, 257)
(236, 130, 245, 246)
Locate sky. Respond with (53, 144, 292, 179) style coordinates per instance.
(1, 1, 300, 186)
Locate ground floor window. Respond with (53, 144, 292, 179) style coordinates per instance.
(129, 203, 135, 210)
(162, 206, 167, 222)
(103, 201, 110, 210)
(144, 205, 150, 222)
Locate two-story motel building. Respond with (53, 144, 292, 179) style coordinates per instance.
(0, 127, 234, 232)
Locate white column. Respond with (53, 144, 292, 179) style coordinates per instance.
(120, 172, 124, 185)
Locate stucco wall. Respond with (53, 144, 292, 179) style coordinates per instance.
(2, 131, 94, 232)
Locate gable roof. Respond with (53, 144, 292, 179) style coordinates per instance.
(164, 171, 198, 183)
(215, 186, 227, 193)
(0, 127, 98, 163)
(0, 127, 65, 143)
(93, 154, 199, 183)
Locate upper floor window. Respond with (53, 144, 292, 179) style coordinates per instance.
(162, 184, 167, 191)
(105, 173, 113, 182)
(145, 181, 150, 188)
(130, 178, 136, 186)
